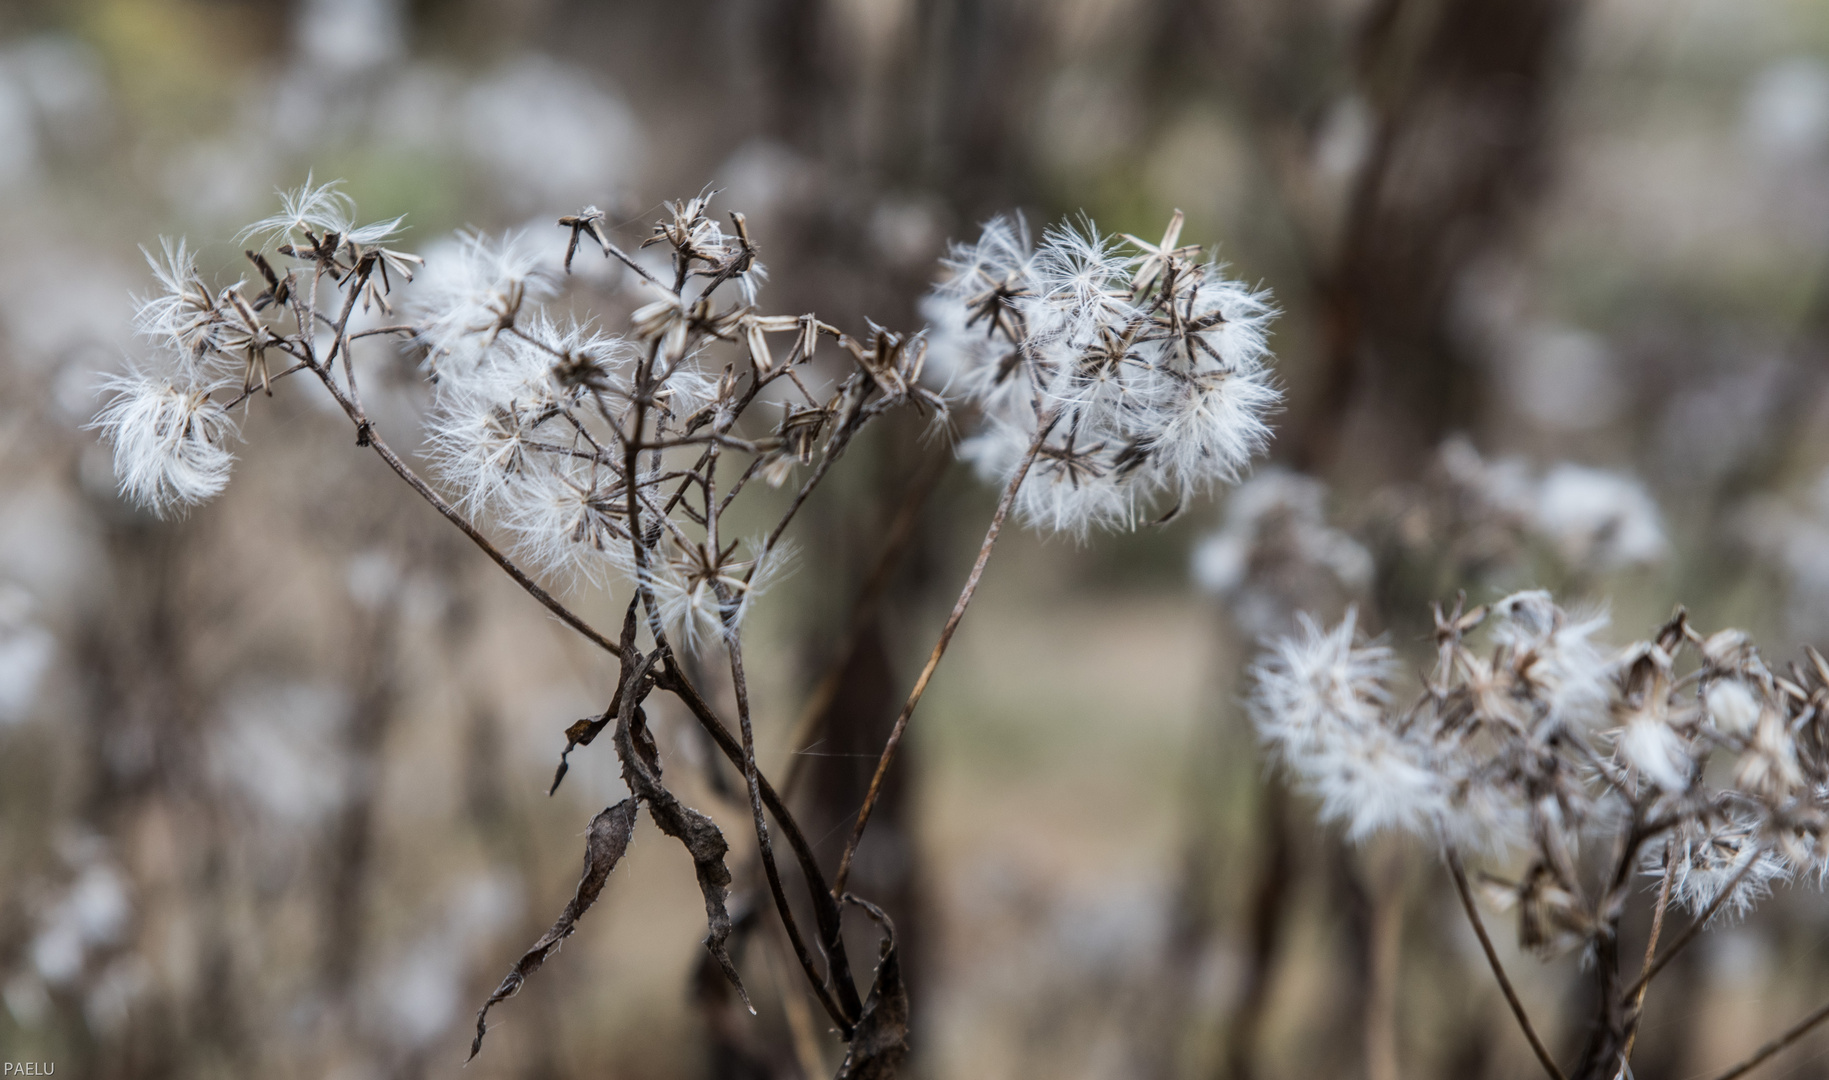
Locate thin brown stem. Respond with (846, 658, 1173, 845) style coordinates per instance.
(363, 432, 623, 655)
(723, 620, 862, 1029)
(1617, 853, 1678, 1073)
(780, 448, 951, 799)
(1708, 998, 1829, 1080)
(1446, 849, 1568, 1080)
(831, 416, 1054, 897)
(321, 264, 370, 405)
(754, 434, 845, 568)
(348, 324, 415, 340)
(638, 433, 778, 454)
(1619, 853, 1760, 1003)
(298, 345, 621, 656)
(602, 240, 666, 289)
(221, 360, 311, 410)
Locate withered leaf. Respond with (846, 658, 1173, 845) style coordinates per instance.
(467, 798, 638, 1061)
(548, 712, 609, 796)
(835, 898, 910, 1080)
(550, 681, 628, 796)
(620, 707, 751, 1012)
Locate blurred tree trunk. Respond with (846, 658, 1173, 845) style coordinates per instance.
(1293, 0, 1579, 476)
(73, 517, 244, 1079)
(318, 596, 402, 1006)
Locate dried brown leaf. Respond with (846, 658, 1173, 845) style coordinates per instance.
(616, 687, 751, 1011)
(468, 798, 638, 1061)
(835, 897, 909, 1080)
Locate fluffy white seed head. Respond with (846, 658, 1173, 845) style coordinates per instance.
(494, 458, 627, 585)
(1488, 590, 1612, 730)
(131, 238, 236, 374)
(606, 538, 795, 652)
(1253, 613, 1391, 769)
(91, 368, 239, 516)
(925, 214, 1280, 536)
(1618, 715, 1691, 793)
(412, 230, 558, 383)
(237, 175, 403, 249)
(1656, 827, 1792, 919)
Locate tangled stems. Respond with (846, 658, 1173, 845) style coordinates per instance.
(97, 182, 1286, 1073)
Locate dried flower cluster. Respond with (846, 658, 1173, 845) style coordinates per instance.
(1254, 590, 1829, 1078)
(90, 180, 1280, 1077)
(923, 210, 1279, 535)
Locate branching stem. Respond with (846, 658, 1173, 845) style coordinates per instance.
(1618, 853, 1760, 1003)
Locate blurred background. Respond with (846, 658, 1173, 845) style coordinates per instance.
(4, 0, 1829, 1078)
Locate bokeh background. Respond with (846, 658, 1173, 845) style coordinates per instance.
(4, 1, 1829, 1078)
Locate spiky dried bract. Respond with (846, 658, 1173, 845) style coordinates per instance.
(102, 179, 951, 637)
(91, 368, 239, 516)
(924, 211, 1280, 536)
(1255, 592, 1829, 953)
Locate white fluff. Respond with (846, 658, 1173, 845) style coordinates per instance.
(90, 367, 238, 516)
(924, 214, 1280, 536)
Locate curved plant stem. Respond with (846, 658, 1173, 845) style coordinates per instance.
(362, 434, 622, 656)
(1616, 854, 1678, 1074)
(292, 312, 621, 657)
(1707, 998, 1829, 1080)
(780, 449, 951, 799)
(1446, 849, 1567, 1080)
(831, 416, 1054, 897)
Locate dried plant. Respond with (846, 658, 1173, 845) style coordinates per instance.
(89, 179, 1279, 1075)
(1253, 590, 1829, 1080)
(923, 209, 1279, 534)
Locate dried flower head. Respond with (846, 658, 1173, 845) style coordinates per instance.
(924, 211, 1280, 536)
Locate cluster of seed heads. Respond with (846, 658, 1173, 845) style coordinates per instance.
(923, 210, 1280, 536)
(1254, 592, 1829, 954)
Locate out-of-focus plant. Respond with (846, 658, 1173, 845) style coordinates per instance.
(88, 178, 1279, 1075)
(1253, 586, 1829, 1080)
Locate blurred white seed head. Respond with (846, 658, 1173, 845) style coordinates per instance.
(1535, 463, 1668, 570)
(1260, 590, 1829, 938)
(1619, 714, 1691, 793)
(1191, 469, 1372, 636)
(1706, 679, 1762, 738)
